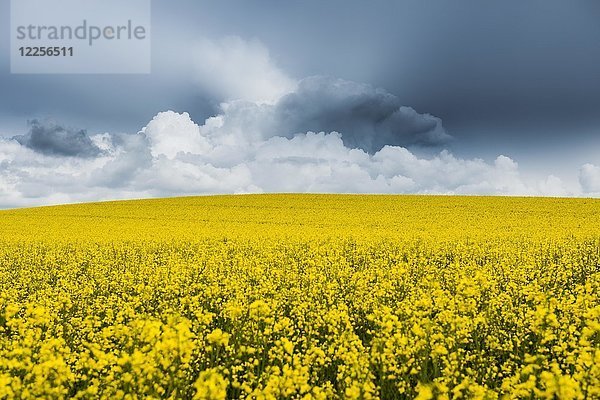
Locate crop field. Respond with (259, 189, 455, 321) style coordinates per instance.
(0, 194, 599, 399)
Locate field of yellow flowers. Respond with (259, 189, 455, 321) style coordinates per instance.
(1, 194, 599, 399)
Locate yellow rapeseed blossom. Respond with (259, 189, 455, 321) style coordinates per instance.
(193, 369, 228, 400)
(0, 194, 599, 398)
(207, 329, 231, 347)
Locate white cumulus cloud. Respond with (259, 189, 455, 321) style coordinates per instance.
(143, 111, 211, 159)
(0, 109, 579, 209)
(192, 36, 297, 104)
(579, 163, 600, 194)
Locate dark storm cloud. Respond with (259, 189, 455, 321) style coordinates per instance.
(273, 77, 450, 153)
(13, 120, 102, 158)
(190, 0, 600, 159)
(371, 1, 600, 146)
(1, 0, 599, 162)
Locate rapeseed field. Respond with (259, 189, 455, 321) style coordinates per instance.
(0, 194, 599, 399)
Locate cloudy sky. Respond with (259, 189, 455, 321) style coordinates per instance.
(1, 0, 600, 207)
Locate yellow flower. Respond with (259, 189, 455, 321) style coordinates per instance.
(206, 328, 230, 347)
(193, 369, 228, 400)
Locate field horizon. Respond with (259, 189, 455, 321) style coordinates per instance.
(5, 192, 600, 211)
(2, 193, 600, 242)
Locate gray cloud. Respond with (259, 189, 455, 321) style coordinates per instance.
(273, 77, 450, 153)
(13, 119, 102, 158)
(187, 38, 450, 153)
(211, 76, 451, 153)
(90, 133, 153, 188)
(579, 164, 600, 194)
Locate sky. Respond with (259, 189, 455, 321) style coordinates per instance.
(1, 0, 600, 207)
